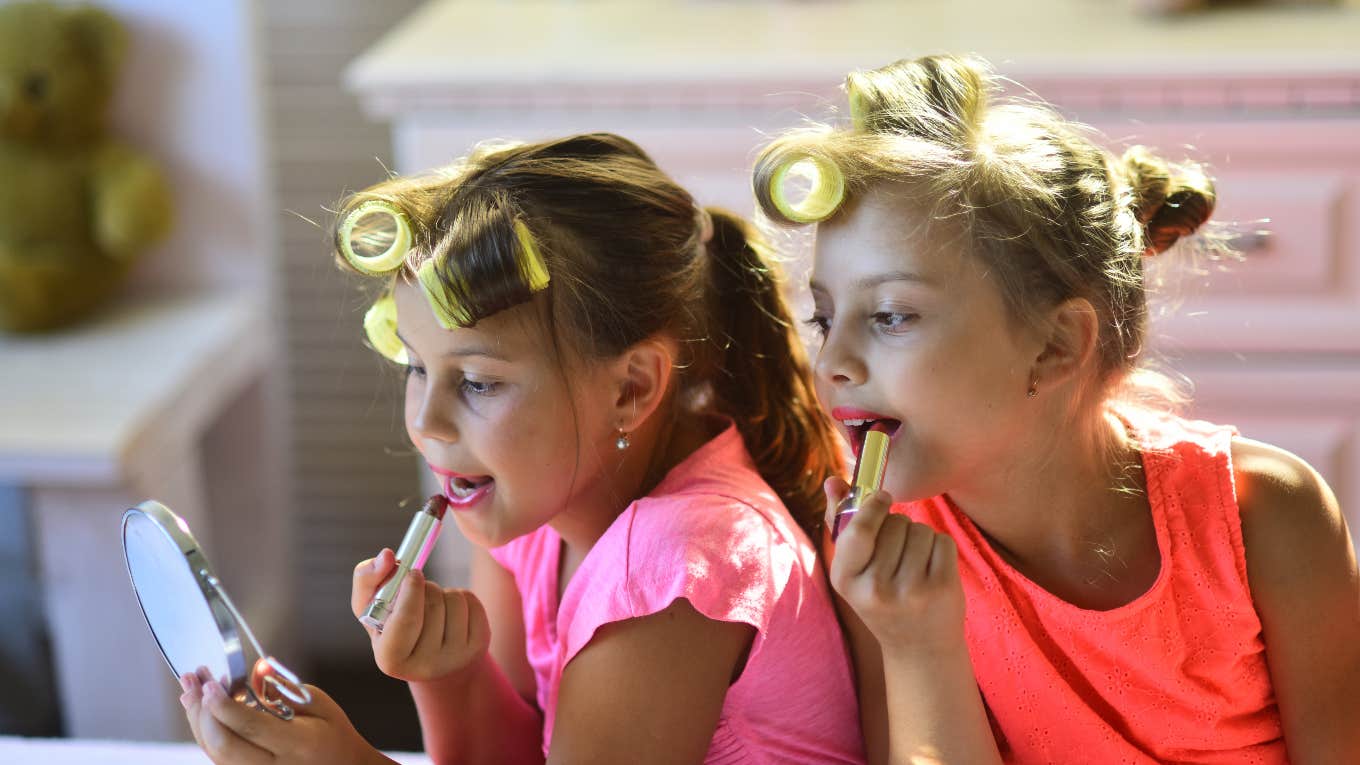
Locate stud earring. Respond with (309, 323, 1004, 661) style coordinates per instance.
(615, 430, 631, 451)
(1027, 379, 1038, 398)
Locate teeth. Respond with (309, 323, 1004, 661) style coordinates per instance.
(842, 418, 868, 427)
(448, 476, 490, 499)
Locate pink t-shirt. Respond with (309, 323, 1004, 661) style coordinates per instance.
(489, 423, 865, 764)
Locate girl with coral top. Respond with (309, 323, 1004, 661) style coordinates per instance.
(176, 133, 865, 765)
(753, 54, 1360, 764)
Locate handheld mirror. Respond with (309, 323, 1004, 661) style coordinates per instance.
(121, 500, 311, 720)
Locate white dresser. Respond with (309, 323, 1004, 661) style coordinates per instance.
(348, 0, 1360, 578)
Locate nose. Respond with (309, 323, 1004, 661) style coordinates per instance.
(813, 326, 868, 388)
(408, 380, 459, 445)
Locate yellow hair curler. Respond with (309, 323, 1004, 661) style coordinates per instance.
(847, 85, 869, 132)
(769, 154, 846, 224)
(417, 259, 471, 329)
(515, 219, 550, 292)
(339, 200, 413, 276)
(363, 293, 407, 364)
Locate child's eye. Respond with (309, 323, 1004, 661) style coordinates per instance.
(803, 314, 830, 338)
(459, 377, 499, 397)
(403, 364, 426, 380)
(872, 311, 917, 334)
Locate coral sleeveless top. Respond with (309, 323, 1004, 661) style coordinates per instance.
(899, 410, 1287, 763)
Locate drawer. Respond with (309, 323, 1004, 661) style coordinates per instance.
(1085, 120, 1360, 352)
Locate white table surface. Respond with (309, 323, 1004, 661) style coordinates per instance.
(0, 736, 432, 764)
(0, 288, 268, 485)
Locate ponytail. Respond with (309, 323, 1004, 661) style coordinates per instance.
(702, 208, 845, 540)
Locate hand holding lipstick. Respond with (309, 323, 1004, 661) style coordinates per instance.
(823, 478, 966, 654)
(351, 547, 491, 683)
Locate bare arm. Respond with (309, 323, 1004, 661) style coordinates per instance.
(1234, 438, 1360, 763)
(352, 546, 543, 765)
(547, 598, 755, 764)
(823, 525, 891, 765)
(407, 547, 545, 765)
(823, 479, 1000, 765)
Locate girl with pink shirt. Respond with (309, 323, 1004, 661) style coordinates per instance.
(753, 55, 1360, 763)
(177, 133, 865, 765)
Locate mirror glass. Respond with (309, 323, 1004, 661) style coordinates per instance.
(122, 510, 232, 685)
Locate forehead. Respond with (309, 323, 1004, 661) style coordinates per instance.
(812, 184, 969, 289)
(391, 277, 544, 360)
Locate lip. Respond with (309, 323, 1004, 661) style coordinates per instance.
(428, 464, 484, 480)
(428, 464, 495, 510)
(829, 406, 903, 457)
(440, 474, 495, 510)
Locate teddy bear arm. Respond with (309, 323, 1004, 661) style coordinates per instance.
(92, 142, 173, 260)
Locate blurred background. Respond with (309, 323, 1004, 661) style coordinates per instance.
(1, 0, 1358, 755)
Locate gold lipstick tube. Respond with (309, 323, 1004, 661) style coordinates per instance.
(832, 429, 891, 542)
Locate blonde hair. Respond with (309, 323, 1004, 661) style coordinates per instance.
(754, 55, 1216, 405)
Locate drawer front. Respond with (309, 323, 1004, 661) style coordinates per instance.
(1084, 120, 1360, 353)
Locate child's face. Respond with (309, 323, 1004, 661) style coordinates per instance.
(393, 278, 618, 548)
(810, 187, 1045, 502)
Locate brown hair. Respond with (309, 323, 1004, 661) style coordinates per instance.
(753, 55, 1216, 399)
(334, 133, 843, 538)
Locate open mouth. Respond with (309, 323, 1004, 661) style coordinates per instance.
(836, 415, 903, 458)
(430, 468, 495, 509)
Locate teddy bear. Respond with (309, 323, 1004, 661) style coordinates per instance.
(0, 1, 172, 333)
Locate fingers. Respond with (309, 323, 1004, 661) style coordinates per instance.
(822, 476, 850, 532)
(351, 548, 396, 619)
(896, 516, 937, 583)
(829, 489, 895, 581)
(289, 683, 342, 720)
(372, 568, 426, 672)
(410, 576, 450, 663)
(463, 590, 492, 652)
(927, 532, 959, 582)
(871, 514, 910, 588)
(180, 671, 274, 765)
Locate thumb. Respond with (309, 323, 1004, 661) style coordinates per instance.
(291, 684, 344, 720)
(351, 549, 396, 618)
(823, 476, 851, 530)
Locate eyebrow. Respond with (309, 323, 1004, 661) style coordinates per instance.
(810, 270, 936, 294)
(394, 331, 509, 362)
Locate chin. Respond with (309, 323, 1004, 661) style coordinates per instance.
(882, 468, 945, 505)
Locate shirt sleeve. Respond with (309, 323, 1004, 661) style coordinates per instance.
(558, 492, 798, 666)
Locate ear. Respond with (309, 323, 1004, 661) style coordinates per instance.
(606, 337, 677, 433)
(1031, 297, 1100, 390)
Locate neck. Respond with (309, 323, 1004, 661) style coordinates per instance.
(549, 402, 713, 561)
(947, 404, 1143, 568)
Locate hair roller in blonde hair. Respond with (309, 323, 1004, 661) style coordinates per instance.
(363, 292, 407, 364)
(768, 154, 846, 224)
(847, 83, 869, 132)
(338, 200, 413, 276)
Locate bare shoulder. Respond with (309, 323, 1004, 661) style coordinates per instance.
(1232, 437, 1348, 554)
(1230, 441, 1360, 760)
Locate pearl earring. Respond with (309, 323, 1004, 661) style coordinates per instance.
(616, 430, 631, 451)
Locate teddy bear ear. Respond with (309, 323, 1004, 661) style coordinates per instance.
(65, 5, 128, 75)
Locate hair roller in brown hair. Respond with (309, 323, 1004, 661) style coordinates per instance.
(339, 200, 413, 276)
